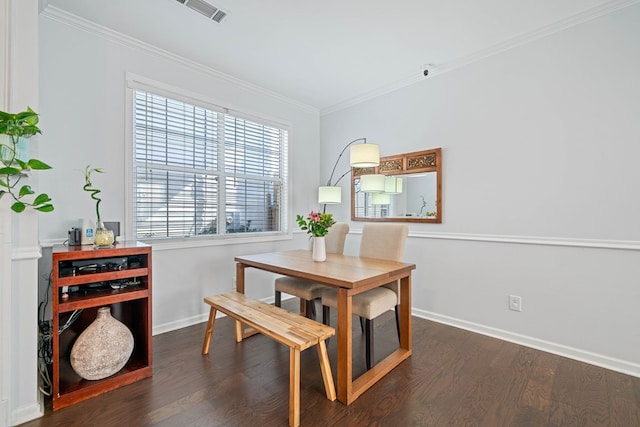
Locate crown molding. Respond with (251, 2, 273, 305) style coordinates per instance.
(40, 6, 319, 115)
(321, 0, 640, 116)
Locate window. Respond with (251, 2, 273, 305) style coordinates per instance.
(132, 88, 288, 240)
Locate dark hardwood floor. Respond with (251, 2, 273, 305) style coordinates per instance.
(21, 301, 640, 426)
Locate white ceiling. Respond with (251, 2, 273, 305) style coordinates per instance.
(45, 0, 631, 112)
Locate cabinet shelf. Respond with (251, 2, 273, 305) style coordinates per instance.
(58, 288, 149, 313)
(56, 267, 148, 286)
(51, 241, 152, 410)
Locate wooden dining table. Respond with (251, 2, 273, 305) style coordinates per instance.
(234, 249, 416, 405)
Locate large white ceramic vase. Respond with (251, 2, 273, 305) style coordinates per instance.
(312, 236, 326, 262)
(70, 306, 134, 380)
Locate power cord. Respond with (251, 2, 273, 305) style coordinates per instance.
(37, 271, 83, 396)
(37, 270, 53, 396)
(59, 309, 83, 334)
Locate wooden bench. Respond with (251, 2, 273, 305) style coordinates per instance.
(202, 292, 336, 427)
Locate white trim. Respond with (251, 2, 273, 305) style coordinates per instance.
(39, 231, 292, 251)
(409, 231, 640, 251)
(345, 228, 640, 251)
(11, 245, 41, 260)
(152, 294, 283, 336)
(125, 73, 293, 131)
(0, 2, 11, 425)
(412, 308, 640, 379)
(42, 231, 634, 253)
(0, 0, 8, 108)
(152, 297, 640, 379)
(40, 6, 318, 115)
(153, 313, 210, 336)
(9, 401, 42, 427)
(321, 0, 640, 115)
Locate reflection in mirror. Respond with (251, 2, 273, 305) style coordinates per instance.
(351, 148, 442, 223)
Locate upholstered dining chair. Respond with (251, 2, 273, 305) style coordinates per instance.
(274, 222, 350, 319)
(321, 223, 408, 370)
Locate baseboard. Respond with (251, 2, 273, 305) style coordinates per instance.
(412, 308, 640, 378)
(152, 294, 286, 336)
(10, 400, 43, 427)
(153, 313, 210, 336)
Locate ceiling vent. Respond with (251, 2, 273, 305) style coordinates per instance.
(177, 0, 228, 23)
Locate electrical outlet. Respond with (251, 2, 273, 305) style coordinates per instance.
(509, 295, 522, 312)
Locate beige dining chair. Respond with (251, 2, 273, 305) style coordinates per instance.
(321, 223, 408, 370)
(274, 222, 350, 319)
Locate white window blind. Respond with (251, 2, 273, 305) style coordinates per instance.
(133, 89, 287, 240)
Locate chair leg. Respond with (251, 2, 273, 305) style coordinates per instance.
(394, 305, 400, 343)
(305, 299, 316, 320)
(322, 305, 330, 326)
(275, 291, 282, 307)
(365, 318, 374, 370)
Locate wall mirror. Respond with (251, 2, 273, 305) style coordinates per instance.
(351, 148, 442, 223)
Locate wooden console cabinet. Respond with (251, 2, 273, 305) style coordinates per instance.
(51, 241, 152, 410)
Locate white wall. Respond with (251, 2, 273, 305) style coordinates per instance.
(36, 11, 321, 331)
(322, 4, 640, 374)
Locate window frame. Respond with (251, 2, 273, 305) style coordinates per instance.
(125, 74, 291, 248)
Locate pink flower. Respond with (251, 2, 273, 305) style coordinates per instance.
(296, 211, 335, 237)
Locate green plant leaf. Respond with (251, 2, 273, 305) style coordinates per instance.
(35, 204, 54, 212)
(0, 179, 8, 188)
(33, 193, 52, 205)
(0, 166, 21, 175)
(27, 159, 52, 170)
(0, 190, 5, 198)
(18, 185, 34, 197)
(11, 201, 26, 213)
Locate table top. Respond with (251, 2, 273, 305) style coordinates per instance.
(235, 249, 415, 290)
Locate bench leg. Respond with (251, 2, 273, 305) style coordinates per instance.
(316, 340, 336, 401)
(201, 307, 217, 355)
(289, 347, 301, 427)
(235, 320, 243, 343)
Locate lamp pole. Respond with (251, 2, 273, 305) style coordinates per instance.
(322, 137, 367, 213)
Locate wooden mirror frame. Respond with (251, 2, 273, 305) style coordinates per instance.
(351, 148, 442, 223)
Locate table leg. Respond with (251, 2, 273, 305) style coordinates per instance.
(399, 275, 412, 350)
(336, 287, 352, 404)
(236, 263, 246, 294)
(235, 263, 259, 339)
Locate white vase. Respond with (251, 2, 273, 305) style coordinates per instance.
(312, 236, 326, 262)
(70, 307, 134, 380)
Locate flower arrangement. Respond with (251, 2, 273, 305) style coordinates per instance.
(296, 211, 335, 237)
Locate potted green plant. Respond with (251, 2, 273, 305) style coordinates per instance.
(83, 165, 114, 247)
(0, 107, 53, 213)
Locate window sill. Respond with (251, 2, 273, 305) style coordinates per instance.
(138, 232, 292, 251)
(40, 233, 292, 251)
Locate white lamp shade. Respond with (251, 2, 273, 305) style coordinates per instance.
(384, 176, 403, 194)
(318, 186, 341, 204)
(359, 174, 385, 192)
(370, 192, 391, 205)
(350, 143, 380, 167)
